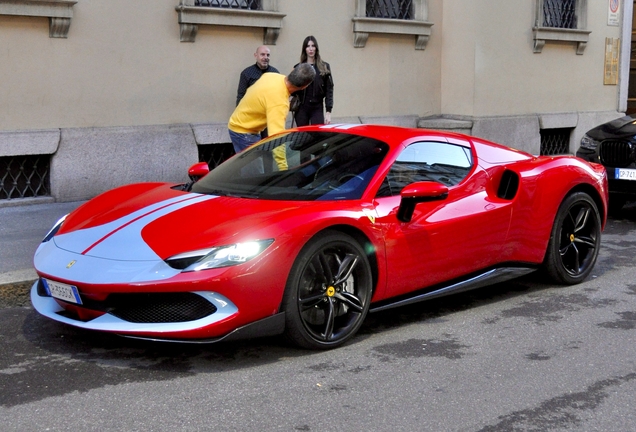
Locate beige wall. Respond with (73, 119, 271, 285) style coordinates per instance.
(0, 0, 441, 132)
(440, 0, 622, 117)
(0, 0, 628, 202)
(1, 0, 621, 130)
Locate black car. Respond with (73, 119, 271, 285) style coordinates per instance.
(576, 115, 636, 213)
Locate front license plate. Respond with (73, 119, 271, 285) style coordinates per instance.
(45, 279, 82, 304)
(615, 168, 636, 181)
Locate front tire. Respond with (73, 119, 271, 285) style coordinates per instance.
(542, 192, 601, 284)
(282, 230, 373, 349)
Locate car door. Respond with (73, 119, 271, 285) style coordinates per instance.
(373, 140, 514, 299)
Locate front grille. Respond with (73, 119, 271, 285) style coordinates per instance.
(106, 293, 217, 323)
(600, 140, 635, 168)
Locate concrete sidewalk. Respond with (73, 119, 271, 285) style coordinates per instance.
(0, 200, 84, 288)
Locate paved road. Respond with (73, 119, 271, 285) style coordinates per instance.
(1, 207, 636, 431)
(0, 201, 84, 285)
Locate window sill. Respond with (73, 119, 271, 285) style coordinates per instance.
(352, 17, 433, 50)
(0, 0, 77, 38)
(175, 5, 286, 44)
(533, 27, 592, 55)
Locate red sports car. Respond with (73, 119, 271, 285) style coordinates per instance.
(31, 124, 608, 349)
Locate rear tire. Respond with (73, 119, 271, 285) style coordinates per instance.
(542, 192, 601, 284)
(282, 230, 373, 349)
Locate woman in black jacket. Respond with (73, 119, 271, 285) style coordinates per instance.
(293, 36, 334, 126)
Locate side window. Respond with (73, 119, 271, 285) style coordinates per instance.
(377, 142, 472, 197)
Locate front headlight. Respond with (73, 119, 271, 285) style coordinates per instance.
(42, 214, 68, 242)
(166, 239, 274, 272)
(580, 134, 600, 150)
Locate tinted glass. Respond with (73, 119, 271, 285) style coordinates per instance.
(192, 131, 389, 201)
(377, 141, 473, 197)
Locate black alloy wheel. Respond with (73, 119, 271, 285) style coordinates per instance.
(543, 192, 602, 284)
(282, 230, 373, 349)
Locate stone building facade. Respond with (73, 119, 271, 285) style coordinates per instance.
(0, 0, 630, 204)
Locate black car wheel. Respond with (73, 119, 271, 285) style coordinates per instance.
(543, 192, 601, 284)
(282, 230, 373, 349)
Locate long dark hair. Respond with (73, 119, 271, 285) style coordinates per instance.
(300, 35, 329, 76)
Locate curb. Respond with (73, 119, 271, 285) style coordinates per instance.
(0, 269, 38, 286)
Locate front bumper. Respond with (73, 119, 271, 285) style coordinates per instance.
(31, 281, 238, 336)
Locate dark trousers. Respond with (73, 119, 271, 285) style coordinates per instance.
(294, 104, 324, 126)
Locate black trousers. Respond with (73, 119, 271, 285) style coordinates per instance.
(294, 103, 324, 126)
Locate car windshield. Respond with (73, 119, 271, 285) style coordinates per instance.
(191, 131, 389, 201)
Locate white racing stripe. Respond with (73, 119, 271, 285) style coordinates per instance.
(34, 193, 218, 284)
(54, 193, 216, 261)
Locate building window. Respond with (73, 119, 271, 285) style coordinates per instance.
(533, 0, 590, 54)
(540, 128, 571, 155)
(176, 0, 284, 44)
(352, 0, 432, 50)
(366, 0, 413, 20)
(542, 0, 576, 29)
(194, 0, 261, 9)
(0, 155, 51, 200)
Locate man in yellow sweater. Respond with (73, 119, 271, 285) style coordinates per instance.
(228, 63, 315, 153)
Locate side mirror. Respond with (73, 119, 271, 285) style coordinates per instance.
(188, 162, 210, 182)
(397, 181, 449, 222)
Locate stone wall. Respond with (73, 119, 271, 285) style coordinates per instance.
(0, 111, 625, 205)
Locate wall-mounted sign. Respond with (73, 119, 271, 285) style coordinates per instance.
(608, 0, 620, 26)
(604, 38, 620, 85)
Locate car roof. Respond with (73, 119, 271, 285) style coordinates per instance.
(291, 123, 473, 149)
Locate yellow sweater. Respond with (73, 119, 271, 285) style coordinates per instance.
(228, 73, 290, 136)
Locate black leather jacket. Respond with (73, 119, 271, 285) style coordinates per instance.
(293, 62, 334, 112)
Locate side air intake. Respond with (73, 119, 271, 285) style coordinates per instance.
(497, 170, 519, 200)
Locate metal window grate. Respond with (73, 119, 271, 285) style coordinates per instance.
(194, 0, 261, 9)
(540, 128, 571, 155)
(0, 155, 51, 200)
(366, 0, 413, 20)
(542, 0, 577, 29)
(198, 143, 235, 170)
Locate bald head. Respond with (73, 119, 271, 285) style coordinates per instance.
(254, 45, 271, 70)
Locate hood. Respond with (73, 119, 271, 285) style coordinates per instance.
(53, 183, 313, 262)
(587, 115, 636, 140)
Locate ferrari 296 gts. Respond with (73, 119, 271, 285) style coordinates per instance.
(31, 124, 608, 349)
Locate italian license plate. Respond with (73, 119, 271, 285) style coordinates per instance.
(45, 279, 82, 304)
(615, 168, 636, 181)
